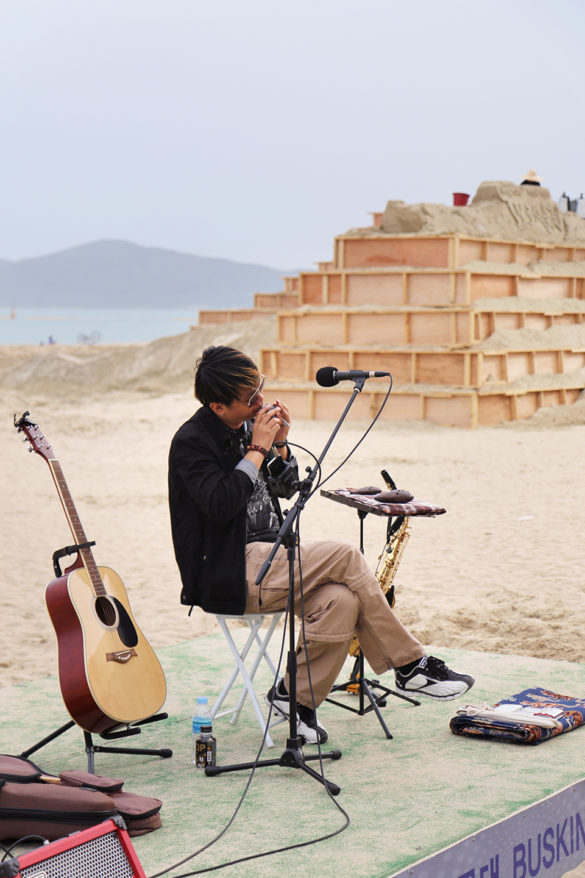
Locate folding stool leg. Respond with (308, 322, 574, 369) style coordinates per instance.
(222, 617, 278, 747)
(210, 617, 262, 720)
(210, 614, 284, 748)
(229, 613, 283, 724)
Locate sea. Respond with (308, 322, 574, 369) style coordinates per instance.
(0, 307, 201, 346)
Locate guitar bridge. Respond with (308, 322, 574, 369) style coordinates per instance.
(106, 648, 137, 664)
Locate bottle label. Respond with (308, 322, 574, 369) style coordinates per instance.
(195, 738, 207, 769)
(194, 734, 216, 768)
(206, 735, 217, 767)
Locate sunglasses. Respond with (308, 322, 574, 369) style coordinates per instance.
(246, 374, 265, 407)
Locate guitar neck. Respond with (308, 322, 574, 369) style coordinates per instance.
(48, 459, 106, 596)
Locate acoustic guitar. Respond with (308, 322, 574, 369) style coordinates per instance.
(15, 411, 167, 734)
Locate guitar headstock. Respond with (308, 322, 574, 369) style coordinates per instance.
(14, 411, 56, 462)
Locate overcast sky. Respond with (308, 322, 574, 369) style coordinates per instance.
(1, 0, 583, 269)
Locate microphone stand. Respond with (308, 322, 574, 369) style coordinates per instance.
(206, 378, 367, 794)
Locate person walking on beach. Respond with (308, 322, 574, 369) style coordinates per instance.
(168, 345, 474, 744)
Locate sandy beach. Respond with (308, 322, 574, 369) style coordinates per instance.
(1, 321, 584, 690)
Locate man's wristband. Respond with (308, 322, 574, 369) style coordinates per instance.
(246, 444, 269, 458)
(273, 441, 288, 448)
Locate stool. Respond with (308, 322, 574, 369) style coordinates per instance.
(210, 612, 285, 747)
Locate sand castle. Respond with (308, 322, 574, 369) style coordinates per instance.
(198, 181, 585, 426)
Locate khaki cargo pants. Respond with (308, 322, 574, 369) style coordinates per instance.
(244, 539, 423, 708)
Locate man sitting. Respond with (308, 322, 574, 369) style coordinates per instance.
(168, 346, 474, 744)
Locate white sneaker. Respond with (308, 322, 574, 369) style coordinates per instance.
(395, 656, 474, 701)
(266, 681, 328, 744)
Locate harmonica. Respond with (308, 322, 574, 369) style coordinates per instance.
(265, 404, 290, 429)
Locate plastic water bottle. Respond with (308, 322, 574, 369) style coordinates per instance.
(192, 696, 211, 765)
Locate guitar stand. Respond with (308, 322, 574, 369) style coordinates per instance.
(20, 540, 173, 772)
(324, 509, 420, 739)
(52, 541, 96, 577)
(20, 714, 172, 774)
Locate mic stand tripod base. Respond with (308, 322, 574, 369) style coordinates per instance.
(204, 532, 343, 796)
(205, 738, 343, 796)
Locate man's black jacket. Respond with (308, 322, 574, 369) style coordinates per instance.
(168, 405, 298, 614)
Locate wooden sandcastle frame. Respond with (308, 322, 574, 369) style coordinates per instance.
(197, 219, 585, 428)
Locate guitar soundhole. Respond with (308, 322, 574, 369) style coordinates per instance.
(95, 596, 118, 628)
(113, 598, 139, 648)
(94, 597, 139, 648)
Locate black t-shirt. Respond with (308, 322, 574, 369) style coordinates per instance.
(225, 422, 280, 543)
(246, 469, 280, 542)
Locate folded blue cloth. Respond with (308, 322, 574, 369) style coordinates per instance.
(450, 687, 585, 744)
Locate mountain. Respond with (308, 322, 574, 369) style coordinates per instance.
(0, 240, 298, 308)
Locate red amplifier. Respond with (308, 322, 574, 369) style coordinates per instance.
(0, 817, 146, 878)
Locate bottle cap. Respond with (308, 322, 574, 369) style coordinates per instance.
(196, 696, 208, 704)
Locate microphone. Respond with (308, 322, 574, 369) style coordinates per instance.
(315, 366, 390, 387)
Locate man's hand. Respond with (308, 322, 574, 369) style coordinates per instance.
(250, 404, 282, 451)
(271, 399, 291, 446)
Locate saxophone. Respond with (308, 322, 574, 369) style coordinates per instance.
(374, 516, 410, 609)
(348, 470, 411, 658)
